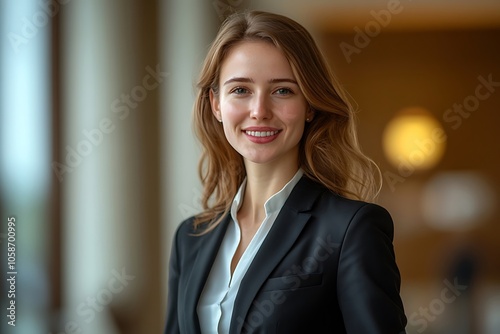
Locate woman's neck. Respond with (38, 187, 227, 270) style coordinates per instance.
(238, 160, 299, 225)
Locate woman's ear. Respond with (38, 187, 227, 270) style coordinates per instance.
(209, 89, 222, 122)
(306, 108, 315, 122)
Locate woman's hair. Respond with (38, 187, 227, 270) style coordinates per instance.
(193, 10, 381, 233)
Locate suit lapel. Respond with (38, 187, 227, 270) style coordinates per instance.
(229, 177, 324, 332)
(183, 215, 231, 334)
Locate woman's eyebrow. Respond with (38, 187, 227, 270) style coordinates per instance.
(223, 77, 298, 85)
(268, 78, 298, 84)
(223, 77, 253, 86)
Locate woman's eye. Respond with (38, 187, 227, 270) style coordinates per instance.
(231, 87, 248, 95)
(275, 88, 293, 95)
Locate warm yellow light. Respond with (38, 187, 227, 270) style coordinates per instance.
(383, 107, 446, 171)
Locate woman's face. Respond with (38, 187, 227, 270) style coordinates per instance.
(210, 40, 312, 168)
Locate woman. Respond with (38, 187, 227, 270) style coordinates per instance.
(165, 10, 407, 334)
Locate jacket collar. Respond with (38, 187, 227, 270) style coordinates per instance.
(184, 176, 324, 333)
(230, 176, 324, 332)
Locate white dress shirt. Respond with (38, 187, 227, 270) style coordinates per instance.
(197, 169, 304, 334)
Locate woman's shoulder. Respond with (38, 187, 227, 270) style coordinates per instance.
(174, 214, 226, 242)
(303, 180, 395, 245)
(301, 176, 389, 215)
(299, 177, 393, 235)
(171, 216, 212, 256)
(326, 190, 389, 216)
(173, 215, 206, 240)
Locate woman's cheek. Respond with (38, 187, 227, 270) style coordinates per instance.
(224, 100, 248, 116)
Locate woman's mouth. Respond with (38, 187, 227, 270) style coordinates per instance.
(242, 128, 281, 143)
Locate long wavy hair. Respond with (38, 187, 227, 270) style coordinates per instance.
(193, 10, 381, 233)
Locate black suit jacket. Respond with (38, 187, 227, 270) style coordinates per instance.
(165, 176, 407, 333)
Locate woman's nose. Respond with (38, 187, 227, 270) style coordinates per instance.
(250, 95, 272, 120)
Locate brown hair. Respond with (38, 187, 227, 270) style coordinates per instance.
(193, 10, 380, 233)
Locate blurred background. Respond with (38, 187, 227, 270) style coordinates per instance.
(0, 0, 499, 333)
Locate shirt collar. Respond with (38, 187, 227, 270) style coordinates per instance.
(230, 168, 304, 220)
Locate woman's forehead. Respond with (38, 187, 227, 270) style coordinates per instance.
(219, 40, 295, 83)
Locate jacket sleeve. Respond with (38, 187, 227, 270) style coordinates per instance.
(164, 227, 181, 334)
(337, 203, 407, 333)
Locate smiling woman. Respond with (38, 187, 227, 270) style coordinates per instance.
(165, 10, 407, 334)
(211, 40, 310, 169)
